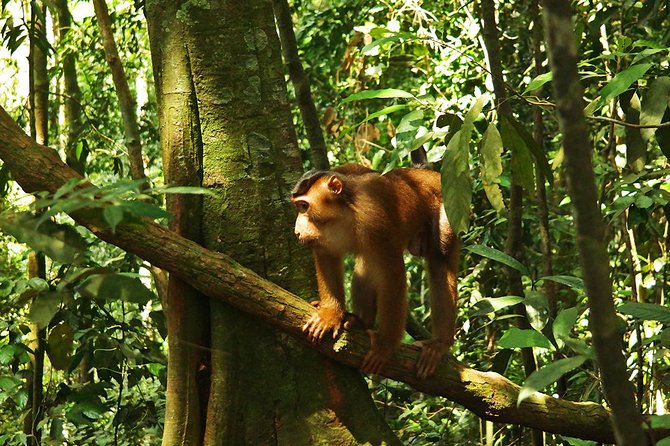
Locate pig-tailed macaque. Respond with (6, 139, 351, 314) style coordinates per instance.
(290, 164, 459, 378)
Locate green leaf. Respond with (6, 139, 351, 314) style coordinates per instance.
(470, 296, 524, 317)
(553, 307, 581, 349)
(523, 71, 553, 94)
(103, 205, 125, 233)
(0, 345, 18, 365)
(361, 35, 404, 54)
(624, 92, 646, 172)
(342, 88, 415, 103)
(47, 323, 74, 371)
(600, 63, 653, 102)
(480, 123, 505, 211)
(518, 356, 587, 404)
(30, 292, 62, 329)
(618, 302, 670, 324)
(656, 107, 670, 159)
(348, 104, 408, 132)
(77, 273, 155, 304)
(651, 415, 670, 429)
(641, 77, 670, 142)
(499, 327, 553, 349)
(441, 131, 472, 234)
(538, 275, 585, 291)
(120, 201, 170, 220)
(466, 244, 530, 276)
(525, 290, 549, 332)
(500, 116, 536, 194)
(0, 213, 87, 264)
(439, 98, 485, 234)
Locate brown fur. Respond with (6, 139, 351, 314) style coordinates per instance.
(291, 163, 459, 378)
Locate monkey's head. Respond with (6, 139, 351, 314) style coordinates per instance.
(290, 170, 353, 250)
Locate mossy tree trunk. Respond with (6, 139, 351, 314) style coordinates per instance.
(145, 1, 398, 444)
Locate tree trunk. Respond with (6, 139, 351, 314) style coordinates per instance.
(540, 0, 647, 444)
(92, 0, 146, 182)
(25, 3, 48, 444)
(53, 0, 85, 175)
(272, 0, 330, 170)
(146, 2, 209, 443)
(2, 107, 663, 444)
(145, 1, 398, 444)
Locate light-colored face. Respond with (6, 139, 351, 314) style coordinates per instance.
(291, 175, 354, 253)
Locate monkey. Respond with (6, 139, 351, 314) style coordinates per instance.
(290, 163, 459, 378)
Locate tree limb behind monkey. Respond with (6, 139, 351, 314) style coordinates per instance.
(290, 163, 459, 378)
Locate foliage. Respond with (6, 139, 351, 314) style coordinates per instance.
(0, 0, 668, 444)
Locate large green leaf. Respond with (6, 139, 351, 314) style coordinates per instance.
(480, 123, 505, 211)
(77, 273, 155, 304)
(600, 63, 652, 102)
(553, 307, 581, 349)
(500, 116, 535, 194)
(641, 77, 670, 142)
(624, 92, 646, 172)
(525, 290, 549, 332)
(342, 88, 415, 103)
(30, 292, 63, 329)
(441, 129, 472, 234)
(518, 356, 587, 404)
(47, 323, 74, 371)
(538, 275, 585, 291)
(440, 98, 486, 234)
(618, 302, 670, 324)
(499, 327, 553, 349)
(0, 212, 87, 264)
(470, 296, 524, 317)
(466, 244, 530, 276)
(523, 72, 553, 94)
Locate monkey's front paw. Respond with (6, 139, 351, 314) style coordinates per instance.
(361, 330, 395, 375)
(302, 307, 344, 343)
(415, 339, 450, 378)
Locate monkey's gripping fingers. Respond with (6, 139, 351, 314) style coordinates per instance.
(302, 307, 344, 343)
(361, 330, 394, 375)
(415, 339, 448, 379)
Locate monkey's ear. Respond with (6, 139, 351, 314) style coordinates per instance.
(327, 175, 344, 194)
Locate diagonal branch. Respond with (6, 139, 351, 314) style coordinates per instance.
(0, 105, 628, 444)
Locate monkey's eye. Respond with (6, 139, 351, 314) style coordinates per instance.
(295, 200, 309, 213)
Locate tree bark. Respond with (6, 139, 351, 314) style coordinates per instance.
(146, 3, 209, 444)
(3, 108, 664, 444)
(92, 0, 146, 182)
(146, 1, 397, 444)
(540, 0, 647, 444)
(272, 0, 330, 170)
(53, 0, 85, 175)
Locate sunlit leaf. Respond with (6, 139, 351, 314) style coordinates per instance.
(553, 307, 581, 349)
(538, 275, 585, 291)
(619, 302, 670, 324)
(480, 123, 505, 211)
(342, 88, 415, 103)
(470, 296, 524, 317)
(525, 290, 549, 332)
(523, 71, 553, 94)
(640, 77, 670, 142)
(499, 327, 553, 349)
(518, 356, 587, 404)
(466, 244, 530, 276)
(103, 205, 125, 233)
(600, 63, 652, 102)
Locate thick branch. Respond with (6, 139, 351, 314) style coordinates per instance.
(541, 1, 647, 445)
(272, 0, 329, 170)
(0, 106, 627, 444)
(92, 0, 146, 182)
